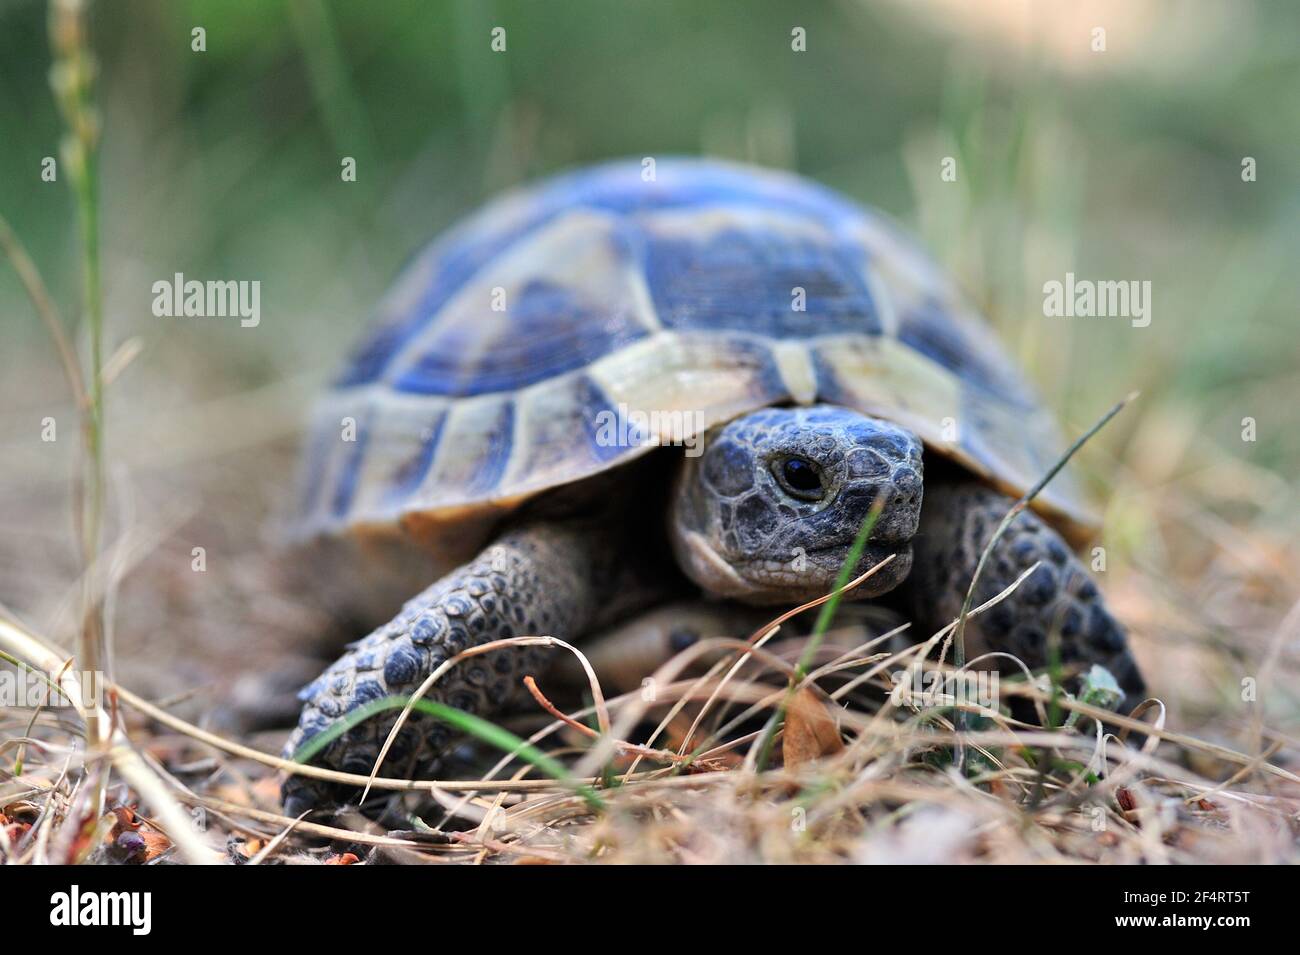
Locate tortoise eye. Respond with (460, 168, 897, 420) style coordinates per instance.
(774, 455, 824, 500)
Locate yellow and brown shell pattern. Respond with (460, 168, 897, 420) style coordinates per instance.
(296, 158, 1093, 547)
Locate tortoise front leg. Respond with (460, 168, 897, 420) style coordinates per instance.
(282, 521, 625, 815)
(907, 482, 1146, 701)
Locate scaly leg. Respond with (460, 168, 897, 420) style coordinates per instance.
(282, 519, 639, 814)
(908, 482, 1146, 701)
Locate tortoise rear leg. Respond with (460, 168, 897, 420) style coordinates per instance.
(282, 519, 646, 815)
(907, 482, 1146, 703)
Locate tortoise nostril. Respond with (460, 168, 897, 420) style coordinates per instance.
(889, 467, 921, 509)
(888, 485, 919, 509)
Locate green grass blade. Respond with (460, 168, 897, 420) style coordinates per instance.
(754, 497, 885, 771)
(290, 695, 605, 811)
(950, 392, 1138, 770)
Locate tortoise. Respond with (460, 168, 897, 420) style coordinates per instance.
(282, 158, 1145, 813)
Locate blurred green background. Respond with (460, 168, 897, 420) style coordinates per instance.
(2, 0, 1297, 498)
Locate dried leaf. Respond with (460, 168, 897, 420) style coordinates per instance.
(783, 687, 845, 767)
(139, 829, 172, 862)
(3, 801, 39, 822)
(108, 805, 143, 835)
(104, 805, 171, 863)
(324, 852, 360, 865)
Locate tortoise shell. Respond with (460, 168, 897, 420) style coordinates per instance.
(296, 159, 1095, 546)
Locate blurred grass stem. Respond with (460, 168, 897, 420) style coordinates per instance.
(50, 0, 108, 806)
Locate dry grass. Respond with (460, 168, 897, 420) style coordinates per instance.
(3, 271, 1297, 866)
(2, 427, 1297, 864)
(2, 180, 1297, 868)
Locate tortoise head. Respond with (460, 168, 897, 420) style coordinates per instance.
(669, 405, 923, 604)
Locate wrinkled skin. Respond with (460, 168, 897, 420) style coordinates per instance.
(670, 406, 923, 604)
(284, 403, 1144, 813)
